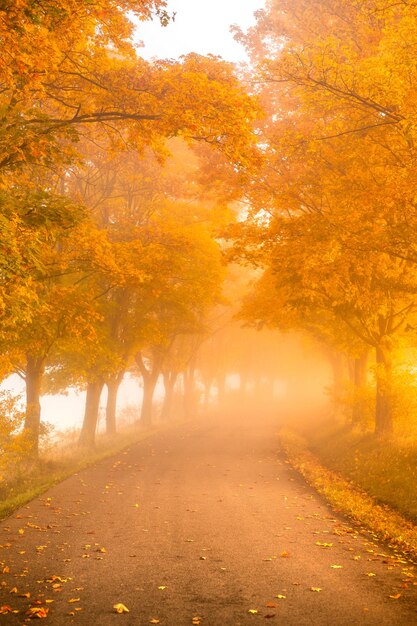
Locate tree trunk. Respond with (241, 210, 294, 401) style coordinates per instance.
(105, 373, 124, 435)
(375, 343, 393, 437)
(161, 371, 178, 421)
(79, 380, 104, 448)
(183, 364, 197, 418)
(23, 355, 45, 457)
(136, 350, 163, 428)
(352, 351, 369, 426)
(140, 374, 158, 427)
(328, 351, 346, 419)
(239, 371, 248, 397)
(216, 371, 226, 405)
(203, 378, 213, 408)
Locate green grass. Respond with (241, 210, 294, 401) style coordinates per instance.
(280, 426, 417, 559)
(0, 422, 170, 521)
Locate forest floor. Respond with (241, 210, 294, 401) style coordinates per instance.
(1, 410, 417, 625)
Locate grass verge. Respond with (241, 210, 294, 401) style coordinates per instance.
(0, 421, 175, 521)
(279, 427, 417, 560)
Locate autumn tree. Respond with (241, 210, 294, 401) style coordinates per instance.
(0, 188, 114, 455)
(230, 0, 417, 436)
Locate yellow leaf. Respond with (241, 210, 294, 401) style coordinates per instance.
(310, 587, 322, 592)
(26, 607, 49, 618)
(149, 620, 160, 624)
(389, 594, 401, 600)
(113, 603, 129, 614)
(275, 594, 286, 599)
(0, 606, 15, 614)
(331, 565, 343, 569)
(158, 586, 167, 590)
(68, 598, 80, 603)
(248, 609, 258, 614)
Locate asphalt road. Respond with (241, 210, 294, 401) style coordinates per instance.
(1, 412, 417, 625)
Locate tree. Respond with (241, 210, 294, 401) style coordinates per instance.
(0, 190, 114, 455)
(229, 0, 417, 437)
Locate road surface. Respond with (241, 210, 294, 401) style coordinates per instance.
(1, 412, 416, 625)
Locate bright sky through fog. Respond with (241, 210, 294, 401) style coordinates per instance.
(134, 0, 265, 62)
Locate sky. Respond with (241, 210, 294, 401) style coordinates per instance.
(134, 0, 265, 62)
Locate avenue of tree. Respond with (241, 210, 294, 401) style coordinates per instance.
(2, 0, 417, 467)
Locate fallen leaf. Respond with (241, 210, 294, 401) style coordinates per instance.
(275, 595, 286, 599)
(264, 615, 276, 619)
(331, 565, 343, 569)
(0, 605, 18, 614)
(9, 587, 18, 594)
(158, 586, 167, 590)
(149, 619, 160, 624)
(68, 598, 80, 603)
(46, 575, 68, 583)
(26, 607, 49, 619)
(310, 588, 322, 592)
(192, 617, 202, 624)
(266, 602, 276, 608)
(248, 609, 258, 614)
(280, 552, 289, 558)
(113, 603, 129, 613)
(389, 594, 401, 600)
(366, 573, 376, 577)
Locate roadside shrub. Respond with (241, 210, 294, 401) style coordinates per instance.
(0, 391, 26, 481)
